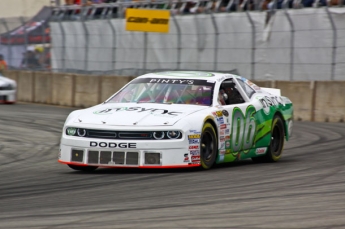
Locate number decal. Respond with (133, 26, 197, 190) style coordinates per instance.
(231, 106, 256, 152)
(231, 109, 244, 152)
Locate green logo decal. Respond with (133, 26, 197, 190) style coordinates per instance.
(231, 106, 256, 153)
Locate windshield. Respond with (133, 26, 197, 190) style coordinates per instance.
(107, 78, 215, 106)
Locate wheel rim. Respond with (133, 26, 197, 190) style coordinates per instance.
(271, 125, 282, 156)
(201, 130, 215, 162)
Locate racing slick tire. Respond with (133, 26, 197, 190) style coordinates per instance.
(252, 115, 285, 163)
(200, 122, 218, 169)
(67, 164, 98, 172)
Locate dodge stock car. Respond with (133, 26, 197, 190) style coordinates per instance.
(0, 74, 16, 104)
(59, 71, 293, 171)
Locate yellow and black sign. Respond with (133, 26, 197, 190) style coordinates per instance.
(125, 8, 170, 33)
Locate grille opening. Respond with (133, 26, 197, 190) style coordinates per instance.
(126, 152, 139, 165)
(88, 130, 116, 139)
(71, 149, 84, 162)
(113, 151, 125, 164)
(88, 151, 99, 164)
(100, 151, 112, 164)
(144, 153, 161, 165)
(118, 132, 152, 139)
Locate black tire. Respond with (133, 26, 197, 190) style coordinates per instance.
(67, 164, 98, 172)
(200, 122, 218, 169)
(252, 115, 285, 163)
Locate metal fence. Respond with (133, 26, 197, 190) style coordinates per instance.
(1, 1, 345, 80)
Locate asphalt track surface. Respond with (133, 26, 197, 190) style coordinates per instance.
(0, 103, 344, 229)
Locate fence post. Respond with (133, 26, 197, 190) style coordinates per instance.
(81, 16, 89, 72)
(210, 12, 219, 71)
(1, 19, 13, 68)
(283, 0, 295, 81)
(171, 13, 181, 70)
(20, 17, 29, 68)
(143, 32, 148, 73)
(325, 4, 337, 80)
(244, 9, 256, 79)
(107, 12, 117, 73)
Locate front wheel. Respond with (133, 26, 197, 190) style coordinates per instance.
(68, 164, 98, 172)
(252, 115, 285, 163)
(200, 122, 218, 169)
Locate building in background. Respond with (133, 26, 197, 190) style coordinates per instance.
(0, 0, 53, 19)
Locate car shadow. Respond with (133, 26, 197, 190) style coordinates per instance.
(62, 159, 273, 175)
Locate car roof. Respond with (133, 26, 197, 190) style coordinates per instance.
(139, 71, 236, 81)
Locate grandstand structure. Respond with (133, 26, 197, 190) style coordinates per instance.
(50, 0, 344, 20)
(1, 0, 345, 80)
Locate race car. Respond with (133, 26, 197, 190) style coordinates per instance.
(59, 71, 293, 171)
(0, 74, 16, 104)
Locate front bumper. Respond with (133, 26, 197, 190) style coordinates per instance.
(0, 89, 16, 103)
(59, 136, 201, 168)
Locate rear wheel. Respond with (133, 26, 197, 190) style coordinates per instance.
(68, 164, 98, 172)
(200, 122, 218, 169)
(252, 115, 285, 163)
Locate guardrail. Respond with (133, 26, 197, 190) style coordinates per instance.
(4, 70, 345, 123)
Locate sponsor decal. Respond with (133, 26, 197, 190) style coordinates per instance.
(256, 147, 267, 155)
(220, 142, 225, 149)
(189, 129, 200, 133)
(220, 129, 225, 135)
(222, 110, 229, 117)
(212, 112, 217, 116)
(190, 150, 200, 156)
(225, 149, 231, 154)
(127, 17, 168, 24)
(220, 124, 227, 129)
(188, 134, 201, 139)
(149, 78, 194, 85)
(126, 8, 170, 33)
(220, 150, 226, 155)
(225, 140, 231, 149)
(225, 135, 230, 140)
(184, 153, 190, 162)
(216, 111, 223, 117)
(217, 117, 224, 124)
(189, 145, 199, 150)
(219, 154, 224, 162)
(190, 162, 200, 165)
(220, 136, 225, 142)
(191, 156, 200, 162)
(90, 141, 136, 148)
(245, 79, 261, 91)
(225, 129, 230, 135)
(93, 107, 182, 116)
(288, 119, 293, 137)
(189, 139, 200, 144)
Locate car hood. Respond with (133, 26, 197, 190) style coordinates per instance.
(0, 75, 16, 87)
(73, 103, 209, 126)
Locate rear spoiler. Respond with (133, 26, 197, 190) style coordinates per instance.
(261, 87, 281, 96)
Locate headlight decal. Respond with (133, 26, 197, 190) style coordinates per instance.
(65, 127, 182, 140)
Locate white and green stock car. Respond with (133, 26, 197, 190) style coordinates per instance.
(59, 71, 293, 171)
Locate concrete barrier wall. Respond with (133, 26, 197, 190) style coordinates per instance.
(74, 74, 100, 107)
(275, 81, 314, 122)
(314, 81, 345, 123)
(3, 70, 345, 123)
(100, 76, 136, 102)
(34, 71, 52, 104)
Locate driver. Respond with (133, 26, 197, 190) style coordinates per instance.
(218, 88, 228, 105)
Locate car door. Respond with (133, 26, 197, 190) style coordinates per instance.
(218, 78, 257, 156)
